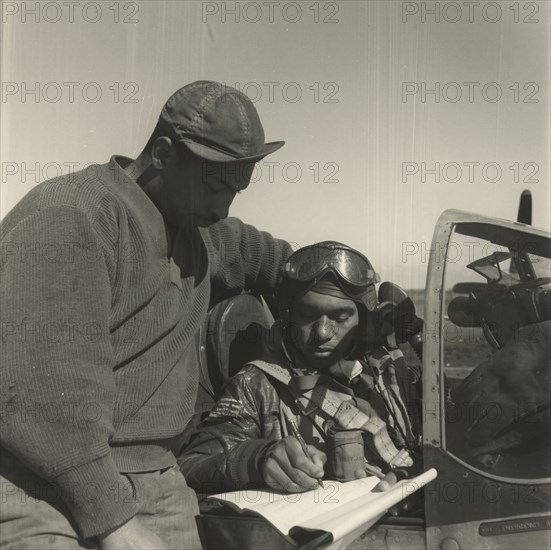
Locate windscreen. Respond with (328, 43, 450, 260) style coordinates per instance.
(442, 223, 551, 481)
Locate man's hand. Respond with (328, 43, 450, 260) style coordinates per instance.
(371, 472, 404, 516)
(98, 516, 167, 550)
(372, 471, 398, 492)
(261, 436, 326, 493)
(369, 471, 420, 516)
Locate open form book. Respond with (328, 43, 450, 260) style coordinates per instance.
(205, 468, 437, 547)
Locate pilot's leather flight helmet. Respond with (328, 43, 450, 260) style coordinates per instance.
(448, 277, 551, 349)
(277, 241, 380, 357)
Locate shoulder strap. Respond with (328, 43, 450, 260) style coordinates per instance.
(248, 360, 412, 468)
(248, 360, 293, 385)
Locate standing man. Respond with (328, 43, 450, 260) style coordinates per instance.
(1, 81, 291, 549)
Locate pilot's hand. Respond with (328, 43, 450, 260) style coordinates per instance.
(98, 516, 167, 549)
(260, 436, 326, 493)
(372, 471, 398, 492)
(365, 471, 420, 517)
(389, 491, 421, 517)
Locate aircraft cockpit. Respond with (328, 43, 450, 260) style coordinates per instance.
(422, 211, 551, 549)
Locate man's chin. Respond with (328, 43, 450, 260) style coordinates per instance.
(189, 215, 220, 227)
(304, 350, 339, 370)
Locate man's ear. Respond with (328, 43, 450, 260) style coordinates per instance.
(150, 136, 172, 170)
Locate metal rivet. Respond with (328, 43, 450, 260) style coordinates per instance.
(441, 538, 460, 550)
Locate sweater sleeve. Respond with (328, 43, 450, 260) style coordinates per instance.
(179, 366, 280, 493)
(201, 217, 292, 308)
(0, 206, 139, 538)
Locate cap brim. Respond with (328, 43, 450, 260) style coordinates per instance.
(182, 140, 285, 163)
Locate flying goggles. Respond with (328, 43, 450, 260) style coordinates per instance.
(283, 242, 380, 311)
(284, 242, 379, 287)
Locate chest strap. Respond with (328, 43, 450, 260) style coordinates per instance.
(249, 360, 412, 468)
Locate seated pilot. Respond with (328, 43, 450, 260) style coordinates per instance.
(446, 274, 551, 475)
(179, 241, 422, 494)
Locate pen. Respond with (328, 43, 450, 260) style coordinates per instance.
(287, 418, 325, 489)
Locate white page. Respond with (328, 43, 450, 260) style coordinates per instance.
(209, 469, 437, 539)
(294, 469, 437, 541)
(209, 475, 380, 535)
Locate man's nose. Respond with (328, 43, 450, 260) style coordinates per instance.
(314, 316, 336, 341)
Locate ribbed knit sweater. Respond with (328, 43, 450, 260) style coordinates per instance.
(0, 156, 291, 538)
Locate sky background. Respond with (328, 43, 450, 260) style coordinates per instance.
(1, 0, 549, 288)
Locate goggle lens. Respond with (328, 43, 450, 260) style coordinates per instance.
(285, 246, 379, 287)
